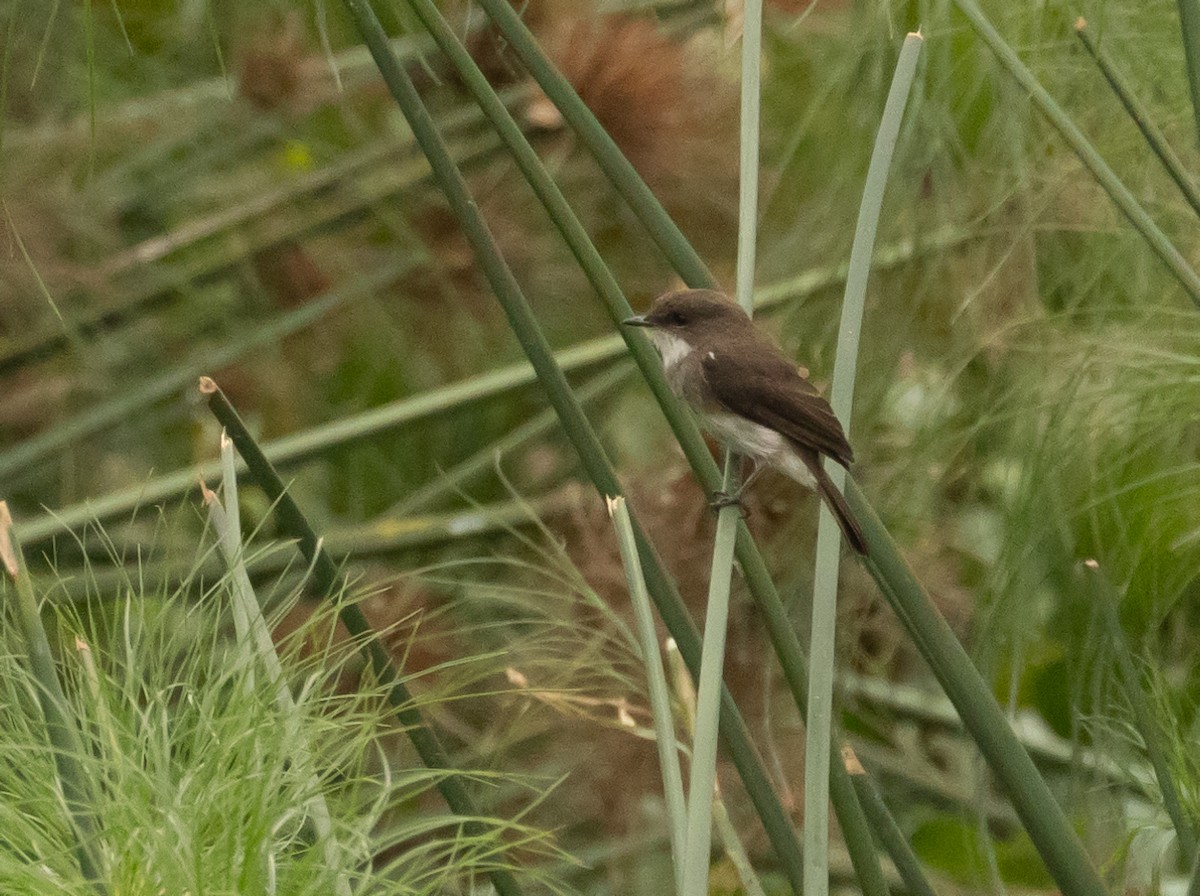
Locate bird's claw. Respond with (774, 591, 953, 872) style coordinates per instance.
(709, 490, 749, 517)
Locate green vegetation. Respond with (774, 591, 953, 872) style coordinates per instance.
(3, 0, 1200, 892)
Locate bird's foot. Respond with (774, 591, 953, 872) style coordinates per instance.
(709, 490, 749, 517)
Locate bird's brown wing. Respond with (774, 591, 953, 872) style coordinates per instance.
(701, 349, 854, 467)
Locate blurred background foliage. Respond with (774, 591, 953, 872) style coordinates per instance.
(3, 0, 1200, 890)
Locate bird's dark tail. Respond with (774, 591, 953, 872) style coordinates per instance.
(805, 455, 868, 555)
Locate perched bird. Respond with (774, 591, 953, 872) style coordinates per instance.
(624, 288, 867, 554)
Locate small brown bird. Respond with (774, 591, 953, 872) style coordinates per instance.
(624, 288, 867, 554)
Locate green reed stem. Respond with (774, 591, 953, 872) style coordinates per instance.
(847, 478, 1106, 894)
(1075, 18, 1200, 220)
(953, 0, 1200, 306)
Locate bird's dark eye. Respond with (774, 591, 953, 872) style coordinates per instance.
(668, 311, 686, 326)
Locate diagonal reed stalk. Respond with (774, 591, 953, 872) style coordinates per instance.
(848, 752, 939, 896)
(0, 504, 107, 891)
(847, 479, 1106, 892)
(1075, 18, 1200, 221)
(471, 0, 714, 289)
(199, 377, 525, 896)
(953, 0, 1200, 306)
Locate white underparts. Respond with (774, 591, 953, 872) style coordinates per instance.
(704, 413, 817, 490)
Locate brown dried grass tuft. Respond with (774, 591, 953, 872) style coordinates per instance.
(538, 9, 739, 251)
(462, 1, 740, 261)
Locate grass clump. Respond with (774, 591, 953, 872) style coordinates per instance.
(0, 521, 556, 895)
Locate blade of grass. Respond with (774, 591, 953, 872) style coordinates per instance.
(845, 477, 1107, 894)
(1075, 18, 1200, 221)
(952, 0, 1200, 306)
(3, 201, 85, 359)
(607, 496, 686, 891)
(1179, 0, 1200, 148)
(806, 32, 922, 896)
(0, 503, 107, 891)
(338, 2, 808, 887)
(199, 377, 526, 896)
(204, 434, 352, 896)
(1082, 558, 1197, 865)
(681, 6, 763, 895)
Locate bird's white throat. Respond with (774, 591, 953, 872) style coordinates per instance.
(646, 329, 693, 374)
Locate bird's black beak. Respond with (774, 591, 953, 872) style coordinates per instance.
(622, 314, 651, 328)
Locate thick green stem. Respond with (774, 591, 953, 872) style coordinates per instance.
(472, 0, 715, 288)
(847, 478, 1107, 894)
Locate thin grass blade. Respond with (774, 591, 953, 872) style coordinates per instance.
(607, 496, 686, 889)
(1075, 18, 1200, 220)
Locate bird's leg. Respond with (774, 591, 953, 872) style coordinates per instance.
(709, 457, 764, 513)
